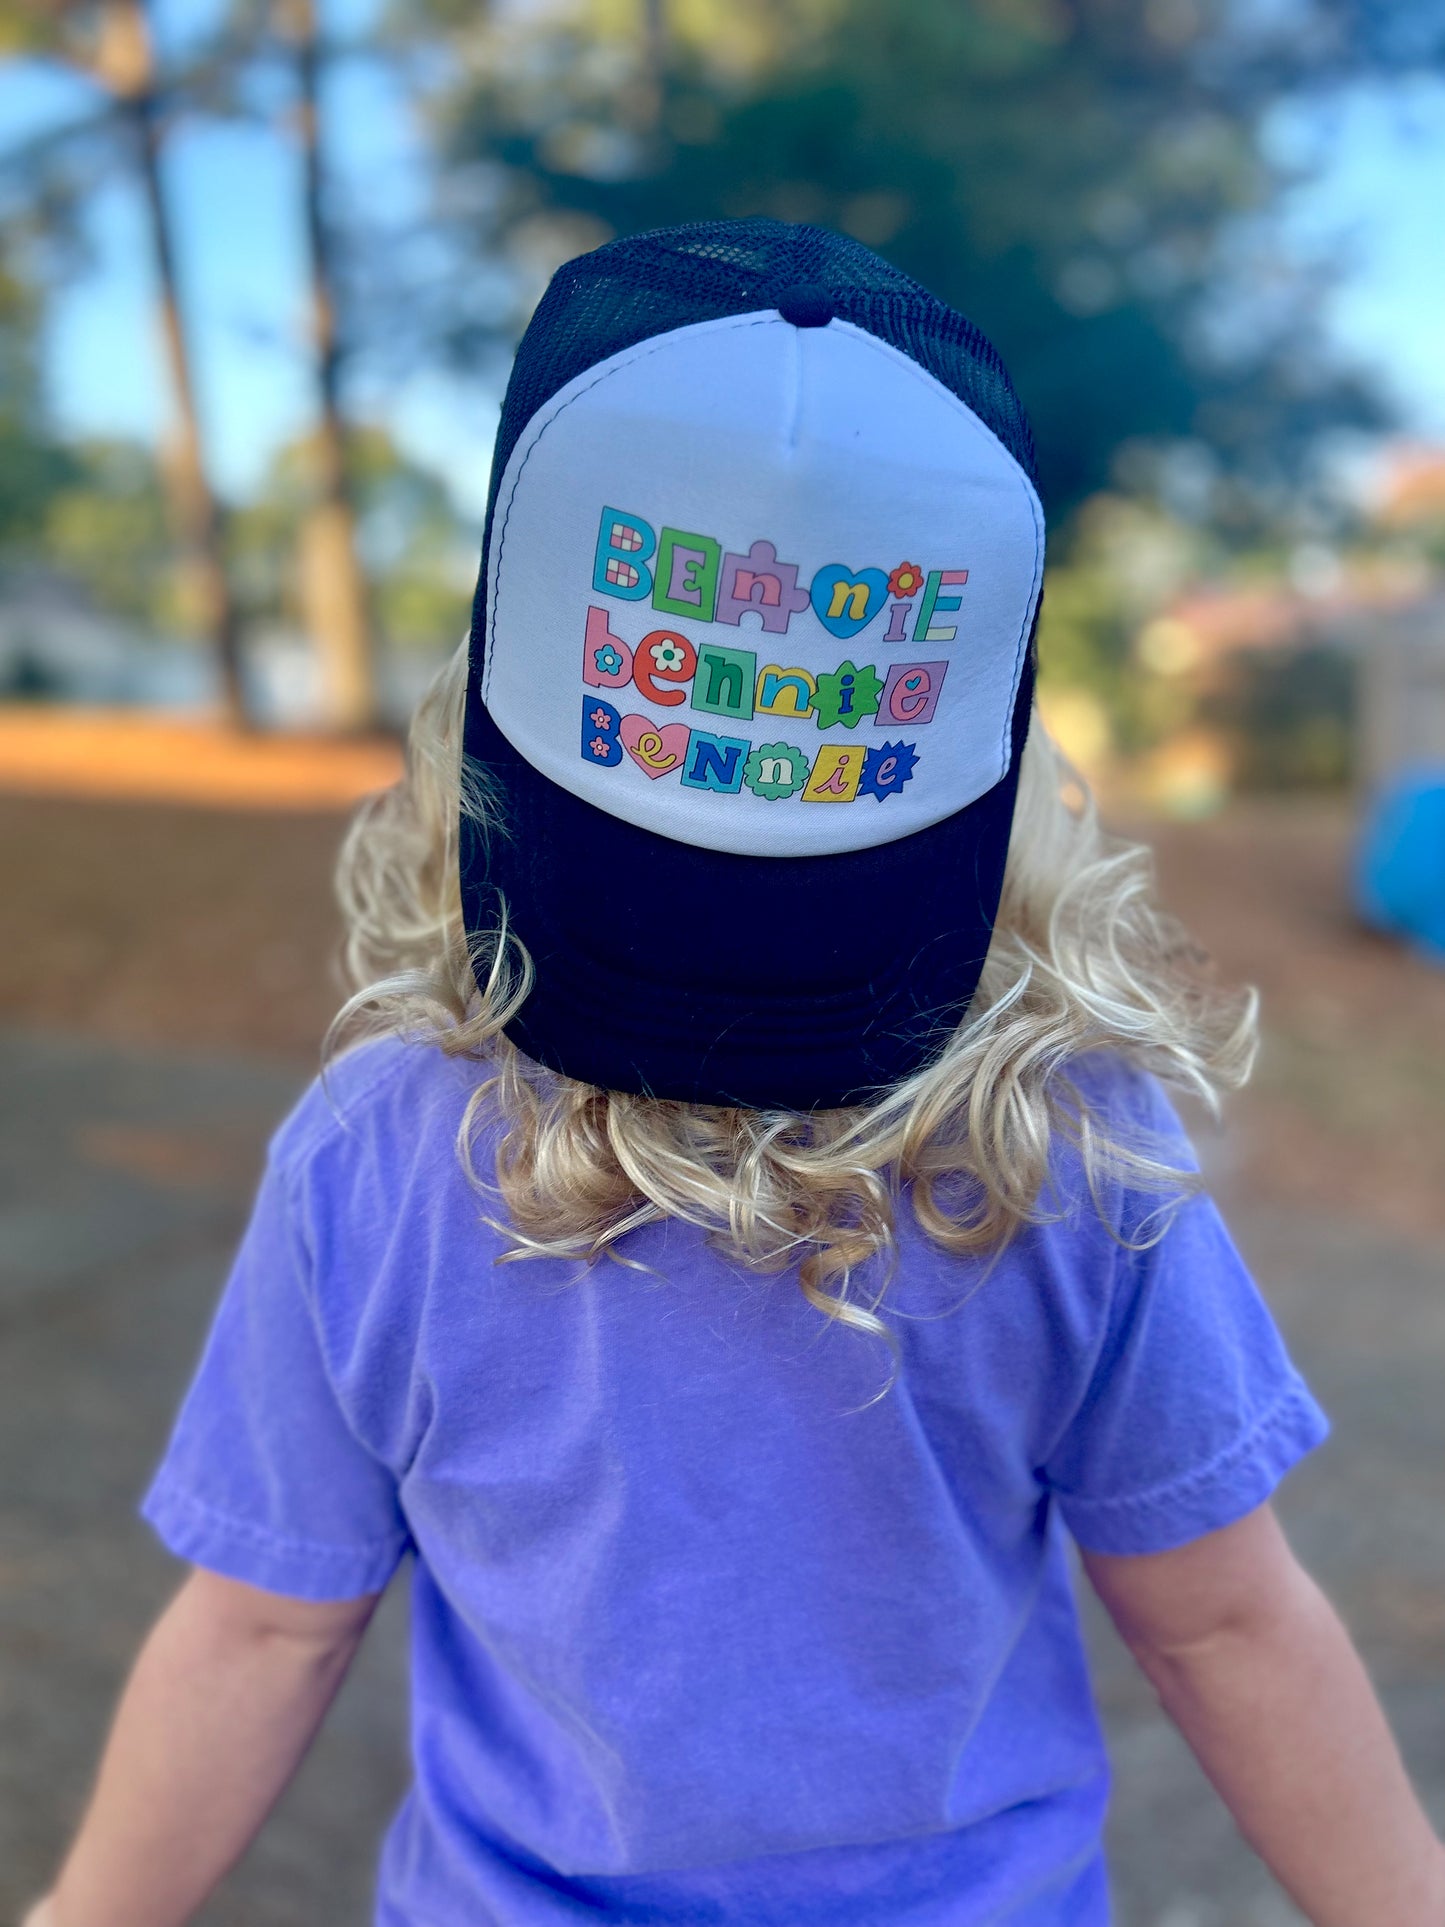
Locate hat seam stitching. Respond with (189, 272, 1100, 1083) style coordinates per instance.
(826, 319, 1045, 777)
(484, 313, 778, 708)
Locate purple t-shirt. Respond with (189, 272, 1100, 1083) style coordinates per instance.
(141, 1035, 1327, 1926)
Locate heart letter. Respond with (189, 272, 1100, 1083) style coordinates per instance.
(620, 714, 690, 778)
(809, 564, 890, 640)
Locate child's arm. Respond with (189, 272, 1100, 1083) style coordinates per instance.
(1082, 1502, 1445, 1927)
(23, 1566, 383, 1927)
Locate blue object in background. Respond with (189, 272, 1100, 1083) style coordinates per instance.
(1356, 767, 1445, 963)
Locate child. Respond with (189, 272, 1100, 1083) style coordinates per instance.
(25, 221, 1445, 1927)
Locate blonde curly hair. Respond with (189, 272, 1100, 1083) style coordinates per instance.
(328, 641, 1256, 1359)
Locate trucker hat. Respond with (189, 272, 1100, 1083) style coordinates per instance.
(461, 219, 1044, 1110)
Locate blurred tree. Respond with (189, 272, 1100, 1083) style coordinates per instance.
(277, 0, 377, 730)
(399, 0, 1434, 529)
(230, 423, 474, 658)
(1, 0, 387, 728)
(0, 257, 76, 544)
(0, 216, 179, 628)
(40, 436, 175, 626)
(0, 0, 246, 716)
(385, 0, 1445, 784)
(1036, 491, 1212, 752)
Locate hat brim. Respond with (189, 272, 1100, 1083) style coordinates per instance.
(461, 652, 1033, 1112)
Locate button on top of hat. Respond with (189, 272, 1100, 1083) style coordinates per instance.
(776, 285, 835, 328)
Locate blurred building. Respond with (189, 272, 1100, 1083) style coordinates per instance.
(0, 564, 449, 731)
(0, 567, 183, 706)
(1129, 443, 1445, 809)
(1357, 594, 1445, 795)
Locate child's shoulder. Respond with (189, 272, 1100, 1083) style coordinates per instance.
(1058, 1049, 1198, 1151)
(1037, 1050, 1203, 1230)
(266, 1030, 496, 1194)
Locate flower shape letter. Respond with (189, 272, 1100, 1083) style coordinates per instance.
(812, 659, 883, 731)
(589, 706, 613, 731)
(887, 561, 924, 598)
(593, 644, 624, 677)
(649, 638, 689, 672)
(742, 742, 810, 801)
(860, 740, 919, 801)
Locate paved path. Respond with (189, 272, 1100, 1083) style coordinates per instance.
(3, 1030, 1442, 1925)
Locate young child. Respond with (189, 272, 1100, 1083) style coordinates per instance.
(25, 221, 1445, 1927)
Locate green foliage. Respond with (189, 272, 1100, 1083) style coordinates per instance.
(0, 262, 77, 544)
(36, 438, 178, 627)
(401, 0, 1429, 788)
(4, 0, 1434, 767)
(0, 207, 176, 623)
(420, 0, 1391, 521)
(349, 427, 477, 651)
(1037, 494, 1208, 751)
(0, 1, 69, 60)
(229, 425, 475, 652)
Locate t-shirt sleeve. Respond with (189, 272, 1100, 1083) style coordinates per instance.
(140, 1145, 412, 1601)
(1043, 1170, 1330, 1557)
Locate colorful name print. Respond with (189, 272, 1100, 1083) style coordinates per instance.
(810, 565, 891, 641)
(756, 665, 816, 717)
(579, 509, 958, 816)
(859, 740, 919, 800)
(593, 508, 967, 645)
(913, 569, 969, 644)
(718, 541, 811, 633)
(690, 641, 756, 721)
(583, 700, 623, 765)
(681, 729, 749, 793)
(799, 741, 916, 803)
(880, 659, 948, 726)
(812, 659, 883, 730)
(582, 607, 946, 735)
(583, 612, 699, 706)
(801, 744, 866, 803)
(583, 701, 917, 805)
(654, 528, 720, 624)
(743, 742, 811, 799)
(619, 713, 690, 777)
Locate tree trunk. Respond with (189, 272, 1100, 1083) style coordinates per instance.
(97, 0, 247, 726)
(289, 0, 375, 733)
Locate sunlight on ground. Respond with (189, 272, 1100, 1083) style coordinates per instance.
(0, 707, 404, 811)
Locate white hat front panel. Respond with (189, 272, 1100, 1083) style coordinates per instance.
(483, 312, 1043, 859)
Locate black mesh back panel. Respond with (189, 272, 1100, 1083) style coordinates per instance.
(469, 218, 1037, 660)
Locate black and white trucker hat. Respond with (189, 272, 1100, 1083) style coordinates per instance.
(461, 219, 1044, 1110)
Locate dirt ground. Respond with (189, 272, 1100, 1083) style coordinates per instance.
(3, 779, 1442, 1244)
(1141, 801, 1445, 1244)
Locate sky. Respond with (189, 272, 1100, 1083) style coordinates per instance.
(1, 8, 1443, 529)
